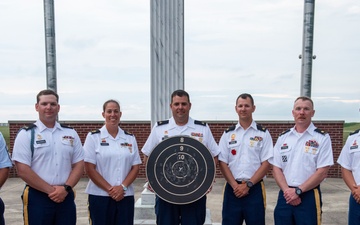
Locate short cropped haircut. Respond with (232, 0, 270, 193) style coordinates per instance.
(236, 93, 254, 106)
(294, 96, 314, 108)
(171, 90, 190, 103)
(103, 99, 121, 112)
(36, 89, 59, 103)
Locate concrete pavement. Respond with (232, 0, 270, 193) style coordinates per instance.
(0, 177, 350, 225)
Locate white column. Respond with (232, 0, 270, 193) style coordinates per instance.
(150, 0, 184, 127)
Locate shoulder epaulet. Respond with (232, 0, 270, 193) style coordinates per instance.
(60, 124, 74, 129)
(279, 129, 291, 137)
(91, 129, 100, 134)
(225, 125, 236, 133)
(314, 128, 327, 135)
(256, 124, 267, 132)
(350, 129, 360, 136)
(22, 124, 36, 131)
(124, 130, 134, 136)
(194, 120, 207, 126)
(157, 120, 169, 126)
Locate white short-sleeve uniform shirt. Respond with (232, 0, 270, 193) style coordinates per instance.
(338, 129, 360, 185)
(218, 121, 273, 180)
(84, 125, 142, 196)
(141, 117, 220, 158)
(0, 132, 12, 170)
(12, 120, 84, 186)
(270, 123, 334, 186)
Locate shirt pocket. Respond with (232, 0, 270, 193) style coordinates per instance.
(33, 139, 50, 157)
(350, 149, 360, 169)
(303, 146, 319, 167)
(350, 148, 360, 154)
(247, 140, 262, 153)
(34, 139, 50, 149)
(279, 145, 291, 154)
(227, 142, 241, 161)
(278, 146, 291, 164)
(61, 138, 75, 160)
(61, 137, 75, 146)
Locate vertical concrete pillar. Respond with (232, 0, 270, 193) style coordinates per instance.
(150, 0, 184, 126)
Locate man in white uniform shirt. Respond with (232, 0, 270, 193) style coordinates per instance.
(218, 93, 273, 225)
(141, 90, 220, 225)
(270, 96, 333, 225)
(12, 89, 84, 225)
(338, 129, 360, 225)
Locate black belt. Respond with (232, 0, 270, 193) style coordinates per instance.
(289, 185, 320, 189)
(236, 179, 263, 184)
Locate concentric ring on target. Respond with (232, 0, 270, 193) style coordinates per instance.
(146, 135, 215, 204)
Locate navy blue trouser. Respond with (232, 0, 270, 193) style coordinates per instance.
(22, 186, 76, 225)
(155, 195, 206, 225)
(222, 181, 266, 225)
(0, 198, 4, 225)
(274, 186, 322, 225)
(348, 194, 360, 225)
(88, 194, 135, 225)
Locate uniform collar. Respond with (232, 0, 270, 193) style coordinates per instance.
(235, 120, 256, 131)
(35, 120, 62, 132)
(99, 125, 126, 140)
(291, 122, 316, 135)
(168, 117, 195, 130)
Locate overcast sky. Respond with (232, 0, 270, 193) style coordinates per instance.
(0, 0, 359, 123)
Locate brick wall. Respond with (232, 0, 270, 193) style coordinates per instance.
(8, 120, 344, 178)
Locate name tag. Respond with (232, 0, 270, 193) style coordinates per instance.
(36, 140, 46, 144)
(228, 140, 237, 145)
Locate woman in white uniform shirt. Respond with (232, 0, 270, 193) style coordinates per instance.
(84, 99, 142, 225)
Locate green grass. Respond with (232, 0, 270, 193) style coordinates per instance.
(343, 123, 360, 142)
(0, 126, 9, 145)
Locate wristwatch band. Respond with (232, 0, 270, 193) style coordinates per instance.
(121, 184, 128, 191)
(63, 184, 72, 193)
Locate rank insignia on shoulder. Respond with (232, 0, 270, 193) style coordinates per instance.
(257, 124, 267, 132)
(225, 125, 236, 133)
(314, 128, 327, 135)
(60, 124, 74, 129)
(279, 129, 291, 137)
(124, 130, 134, 136)
(22, 123, 36, 131)
(350, 129, 360, 136)
(91, 129, 100, 134)
(157, 120, 169, 126)
(194, 120, 207, 126)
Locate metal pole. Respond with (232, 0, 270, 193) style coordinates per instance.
(300, 0, 316, 97)
(44, 0, 57, 93)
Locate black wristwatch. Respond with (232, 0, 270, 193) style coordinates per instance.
(63, 184, 72, 193)
(295, 187, 302, 195)
(246, 181, 254, 188)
